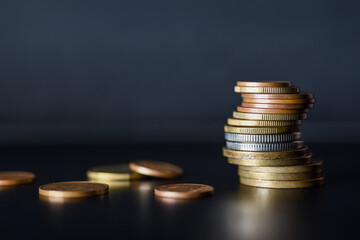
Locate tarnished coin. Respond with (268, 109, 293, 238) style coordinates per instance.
(237, 106, 308, 114)
(129, 160, 183, 179)
(233, 111, 307, 120)
(223, 147, 309, 160)
(238, 169, 323, 181)
(225, 132, 302, 143)
(241, 102, 314, 109)
(224, 125, 298, 134)
(227, 119, 301, 127)
(239, 177, 325, 189)
(236, 81, 291, 87)
(241, 93, 314, 99)
(226, 141, 304, 152)
(234, 86, 299, 94)
(87, 164, 143, 181)
(154, 183, 214, 199)
(227, 155, 312, 166)
(39, 181, 109, 198)
(0, 171, 36, 186)
(238, 160, 323, 173)
(242, 97, 315, 104)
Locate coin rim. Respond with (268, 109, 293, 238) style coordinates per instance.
(154, 183, 214, 199)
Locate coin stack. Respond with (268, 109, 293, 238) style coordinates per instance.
(223, 81, 324, 188)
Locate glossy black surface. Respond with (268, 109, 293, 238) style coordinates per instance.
(0, 143, 358, 240)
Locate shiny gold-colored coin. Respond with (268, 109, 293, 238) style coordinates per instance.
(129, 160, 183, 179)
(238, 160, 323, 173)
(223, 147, 308, 160)
(237, 106, 308, 114)
(39, 181, 109, 198)
(227, 155, 312, 166)
(154, 183, 214, 199)
(238, 169, 323, 181)
(87, 164, 144, 181)
(224, 125, 298, 134)
(235, 86, 299, 94)
(227, 119, 301, 127)
(233, 111, 307, 120)
(241, 93, 314, 99)
(239, 177, 325, 189)
(236, 81, 291, 87)
(0, 171, 36, 186)
(241, 102, 314, 109)
(242, 97, 315, 104)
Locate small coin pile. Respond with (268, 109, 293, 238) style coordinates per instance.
(223, 81, 325, 188)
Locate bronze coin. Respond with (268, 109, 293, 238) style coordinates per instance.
(0, 171, 36, 186)
(241, 102, 314, 109)
(242, 97, 315, 104)
(237, 106, 308, 114)
(236, 81, 291, 87)
(154, 183, 214, 199)
(129, 160, 183, 179)
(39, 181, 109, 198)
(241, 93, 314, 99)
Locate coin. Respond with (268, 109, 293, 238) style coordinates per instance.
(227, 118, 301, 127)
(237, 106, 308, 114)
(38, 181, 109, 198)
(236, 81, 291, 87)
(241, 102, 314, 109)
(239, 177, 325, 189)
(235, 86, 299, 94)
(242, 97, 315, 104)
(227, 155, 312, 166)
(224, 125, 298, 134)
(87, 164, 144, 181)
(154, 183, 214, 199)
(225, 132, 302, 143)
(223, 147, 309, 160)
(238, 169, 323, 180)
(238, 160, 323, 173)
(0, 171, 36, 186)
(226, 141, 304, 152)
(233, 111, 307, 120)
(241, 93, 314, 99)
(129, 160, 183, 178)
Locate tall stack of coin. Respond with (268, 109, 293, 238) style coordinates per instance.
(223, 81, 324, 188)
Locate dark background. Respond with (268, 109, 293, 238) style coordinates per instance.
(1, 0, 359, 145)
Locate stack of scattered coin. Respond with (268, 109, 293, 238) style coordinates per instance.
(223, 81, 325, 188)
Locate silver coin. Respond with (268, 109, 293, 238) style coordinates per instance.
(224, 132, 301, 143)
(226, 141, 305, 151)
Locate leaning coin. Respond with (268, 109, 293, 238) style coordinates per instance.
(225, 132, 302, 143)
(223, 147, 309, 160)
(235, 86, 299, 94)
(39, 181, 109, 198)
(154, 183, 214, 199)
(238, 169, 323, 181)
(227, 119, 301, 127)
(238, 160, 323, 173)
(224, 125, 298, 134)
(241, 102, 314, 109)
(236, 81, 291, 87)
(233, 111, 307, 120)
(237, 106, 308, 114)
(239, 177, 325, 189)
(242, 97, 315, 104)
(87, 164, 144, 181)
(129, 160, 183, 179)
(226, 141, 304, 152)
(0, 171, 36, 186)
(241, 93, 314, 99)
(227, 155, 312, 166)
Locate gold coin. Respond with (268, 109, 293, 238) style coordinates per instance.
(129, 160, 183, 179)
(224, 125, 298, 134)
(0, 171, 35, 186)
(227, 155, 312, 166)
(87, 164, 144, 181)
(236, 81, 292, 87)
(238, 160, 323, 173)
(223, 147, 309, 160)
(234, 86, 299, 94)
(242, 97, 315, 104)
(241, 102, 314, 109)
(39, 181, 109, 198)
(227, 119, 301, 127)
(237, 106, 308, 114)
(241, 93, 314, 99)
(239, 177, 325, 189)
(238, 169, 323, 181)
(154, 183, 214, 199)
(233, 111, 307, 120)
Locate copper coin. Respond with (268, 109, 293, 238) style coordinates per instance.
(241, 102, 314, 109)
(242, 97, 315, 104)
(39, 181, 109, 198)
(236, 81, 291, 87)
(241, 93, 314, 99)
(0, 171, 36, 186)
(154, 183, 214, 199)
(129, 160, 183, 179)
(237, 106, 308, 114)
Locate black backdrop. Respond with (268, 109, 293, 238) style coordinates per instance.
(0, 0, 359, 144)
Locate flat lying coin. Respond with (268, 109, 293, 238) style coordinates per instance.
(241, 102, 314, 109)
(226, 141, 304, 152)
(225, 132, 302, 143)
(0, 171, 36, 186)
(236, 81, 291, 87)
(224, 125, 298, 134)
(129, 160, 183, 179)
(233, 111, 307, 120)
(238, 169, 323, 181)
(242, 97, 315, 104)
(154, 183, 214, 199)
(238, 160, 323, 173)
(235, 86, 299, 94)
(87, 164, 143, 181)
(223, 147, 309, 160)
(227, 119, 301, 127)
(237, 106, 308, 114)
(39, 181, 109, 198)
(239, 177, 325, 189)
(241, 93, 314, 99)
(227, 155, 312, 166)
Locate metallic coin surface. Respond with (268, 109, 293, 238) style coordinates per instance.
(87, 164, 143, 181)
(129, 160, 183, 178)
(223, 147, 309, 160)
(236, 81, 291, 87)
(242, 97, 315, 104)
(224, 125, 298, 134)
(226, 141, 304, 152)
(227, 155, 312, 166)
(238, 160, 323, 173)
(39, 181, 109, 198)
(235, 86, 299, 94)
(225, 132, 302, 143)
(237, 106, 308, 114)
(233, 111, 307, 120)
(154, 183, 214, 199)
(227, 118, 301, 127)
(239, 177, 325, 189)
(238, 169, 323, 180)
(0, 171, 36, 186)
(241, 102, 314, 109)
(241, 93, 314, 99)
